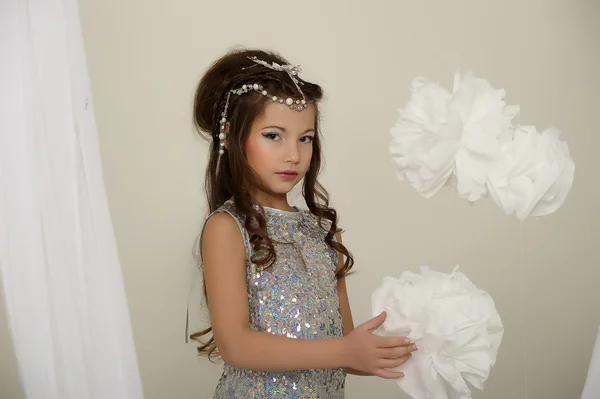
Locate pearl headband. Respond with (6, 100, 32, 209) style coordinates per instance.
(216, 56, 312, 160)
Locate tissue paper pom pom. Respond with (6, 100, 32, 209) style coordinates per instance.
(487, 126, 575, 220)
(389, 72, 519, 201)
(372, 266, 504, 399)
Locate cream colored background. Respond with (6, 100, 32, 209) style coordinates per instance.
(1, 0, 599, 398)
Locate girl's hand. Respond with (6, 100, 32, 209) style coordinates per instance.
(341, 312, 417, 379)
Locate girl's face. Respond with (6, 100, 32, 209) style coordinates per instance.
(244, 101, 316, 203)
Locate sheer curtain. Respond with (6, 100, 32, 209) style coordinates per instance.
(0, 0, 144, 398)
(581, 326, 600, 399)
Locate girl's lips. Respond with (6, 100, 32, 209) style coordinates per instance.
(276, 171, 298, 180)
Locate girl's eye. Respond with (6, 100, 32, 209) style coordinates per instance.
(300, 136, 314, 143)
(262, 132, 281, 141)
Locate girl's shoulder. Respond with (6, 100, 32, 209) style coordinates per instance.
(199, 199, 251, 264)
(209, 199, 246, 224)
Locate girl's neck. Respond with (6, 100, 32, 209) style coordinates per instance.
(251, 192, 294, 212)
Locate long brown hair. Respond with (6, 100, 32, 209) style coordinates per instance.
(189, 48, 354, 360)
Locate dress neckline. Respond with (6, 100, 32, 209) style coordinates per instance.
(262, 205, 299, 214)
(225, 199, 303, 219)
(259, 205, 303, 220)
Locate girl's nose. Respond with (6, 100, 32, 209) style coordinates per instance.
(286, 143, 300, 163)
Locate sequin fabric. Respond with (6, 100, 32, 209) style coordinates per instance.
(209, 199, 346, 399)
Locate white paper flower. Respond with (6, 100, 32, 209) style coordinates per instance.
(487, 126, 575, 220)
(389, 72, 519, 201)
(372, 266, 504, 399)
(389, 71, 575, 220)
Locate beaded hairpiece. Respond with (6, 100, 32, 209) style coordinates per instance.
(216, 56, 312, 160)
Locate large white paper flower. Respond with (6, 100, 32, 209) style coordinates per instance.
(487, 126, 575, 220)
(389, 71, 575, 220)
(372, 266, 504, 399)
(389, 72, 519, 201)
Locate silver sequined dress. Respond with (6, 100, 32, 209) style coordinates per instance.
(207, 200, 347, 398)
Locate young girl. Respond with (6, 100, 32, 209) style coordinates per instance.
(189, 48, 417, 398)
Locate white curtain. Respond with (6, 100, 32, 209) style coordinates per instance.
(581, 326, 600, 399)
(0, 0, 144, 398)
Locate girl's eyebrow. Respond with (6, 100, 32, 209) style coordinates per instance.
(262, 125, 315, 134)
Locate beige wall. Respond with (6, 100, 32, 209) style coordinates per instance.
(1, 0, 599, 398)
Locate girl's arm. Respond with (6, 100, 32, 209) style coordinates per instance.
(202, 213, 347, 371)
(202, 213, 413, 376)
(335, 231, 374, 377)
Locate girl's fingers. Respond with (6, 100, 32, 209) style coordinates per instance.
(376, 336, 412, 348)
(379, 354, 412, 369)
(378, 344, 417, 359)
(374, 368, 405, 379)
